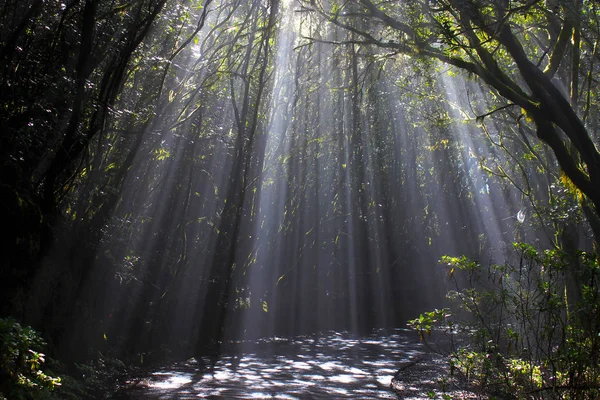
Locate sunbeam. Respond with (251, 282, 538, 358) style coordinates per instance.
(2, 0, 600, 398)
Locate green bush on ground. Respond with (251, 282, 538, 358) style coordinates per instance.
(0, 317, 61, 399)
(409, 243, 600, 399)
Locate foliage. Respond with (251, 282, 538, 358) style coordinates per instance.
(0, 316, 137, 400)
(409, 244, 600, 399)
(0, 318, 61, 399)
(55, 354, 132, 400)
(305, 0, 600, 244)
(1, 0, 597, 372)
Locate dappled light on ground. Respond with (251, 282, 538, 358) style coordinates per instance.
(117, 329, 434, 399)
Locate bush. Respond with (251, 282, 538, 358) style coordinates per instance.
(0, 318, 61, 399)
(409, 243, 600, 399)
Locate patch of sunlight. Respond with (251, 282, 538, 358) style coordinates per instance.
(243, 373, 262, 381)
(212, 370, 233, 380)
(290, 361, 312, 370)
(318, 361, 342, 371)
(361, 340, 382, 345)
(346, 366, 368, 375)
(361, 360, 388, 367)
(249, 392, 274, 398)
(329, 387, 350, 396)
(148, 373, 192, 389)
(261, 367, 282, 374)
(329, 374, 357, 383)
(242, 358, 261, 365)
(376, 374, 393, 386)
(304, 374, 325, 381)
(331, 337, 358, 346)
(405, 349, 426, 357)
(268, 380, 288, 387)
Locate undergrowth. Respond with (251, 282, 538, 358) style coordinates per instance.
(0, 317, 133, 399)
(409, 243, 600, 399)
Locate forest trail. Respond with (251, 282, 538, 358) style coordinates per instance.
(113, 329, 478, 399)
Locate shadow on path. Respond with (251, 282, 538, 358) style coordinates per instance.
(112, 329, 478, 399)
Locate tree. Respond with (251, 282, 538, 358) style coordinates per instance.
(303, 0, 600, 245)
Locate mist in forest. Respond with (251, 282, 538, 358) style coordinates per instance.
(1, 0, 596, 374)
(43, 0, 531, 359)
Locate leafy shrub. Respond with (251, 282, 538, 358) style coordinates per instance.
(409, 244, 600, 399)
(47, 353, 131, 400)
(0, 318, 61, 399)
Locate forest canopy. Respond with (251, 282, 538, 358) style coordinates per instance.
(302, 0, 600, 238)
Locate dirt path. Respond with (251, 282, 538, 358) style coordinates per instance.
(112, 330, 483, 399)
(391, 353, 483, 399)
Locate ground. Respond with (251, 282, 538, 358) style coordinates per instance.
(391, 353, 484, 399)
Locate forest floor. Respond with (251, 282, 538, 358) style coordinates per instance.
(391, 353, 484, 399)
(108, 330, 486, 399)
